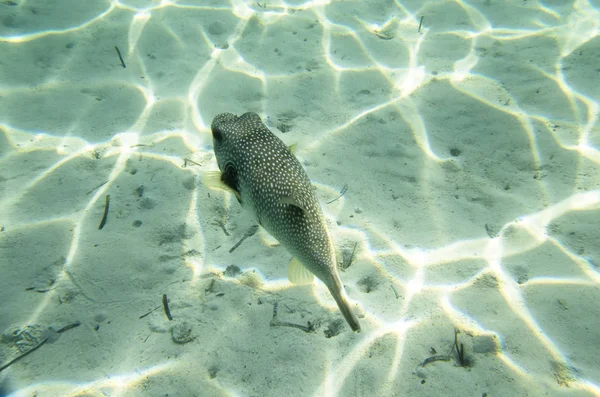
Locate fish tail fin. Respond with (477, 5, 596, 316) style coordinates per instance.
(329, 277, 361, 333)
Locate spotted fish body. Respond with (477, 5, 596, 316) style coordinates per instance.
(211, 112, 360, 332)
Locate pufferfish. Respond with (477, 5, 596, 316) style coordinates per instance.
(205, 112, 361, 332)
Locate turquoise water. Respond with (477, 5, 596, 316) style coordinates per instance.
(1, 1, 599, 396)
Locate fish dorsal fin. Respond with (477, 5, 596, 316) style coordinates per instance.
(279, 191, 309, 214)
(202, 170, 241, 201)
(288, 257, 314, 285)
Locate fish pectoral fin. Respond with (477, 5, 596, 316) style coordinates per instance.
(287, 143, 298, 154)
(201, 170, 223, 187)
(201, 171, 241, 201)
(288, 257, 314, 285)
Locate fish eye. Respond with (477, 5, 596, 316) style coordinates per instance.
(212, 125, 223, 142)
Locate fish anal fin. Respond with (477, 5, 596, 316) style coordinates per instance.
(288, 257, 314, 285)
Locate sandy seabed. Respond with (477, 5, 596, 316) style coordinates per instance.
(1, 0, 600, 396)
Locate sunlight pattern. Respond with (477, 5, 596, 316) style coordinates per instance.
(0, 0, 599, 396)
